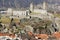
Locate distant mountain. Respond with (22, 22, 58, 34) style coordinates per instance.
(0, 0, 60, 8)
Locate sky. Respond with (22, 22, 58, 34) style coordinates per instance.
(0, 0, 60, 8)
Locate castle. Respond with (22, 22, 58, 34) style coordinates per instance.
(30, 1, 48, 14)
(0, 1, 48, 17)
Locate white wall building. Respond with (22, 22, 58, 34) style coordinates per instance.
(7, 8, 30, 16)
(0, 11, 7, 13)
(13, 10, 30, 16)
(7, 8, 13, 16)
(13, 11, 26, 16)
(33, 9, 47, 14)
(30, 2, 48, 14)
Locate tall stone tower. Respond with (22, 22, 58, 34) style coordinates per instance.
(7, 8, 13, 16)
(43, 1, 48, 10)
(30, 3, 34, 12)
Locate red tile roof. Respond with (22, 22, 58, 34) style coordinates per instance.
(35, 34, 48, 39)
(0, 33, 16, 38)
(52, 32, 60, 38)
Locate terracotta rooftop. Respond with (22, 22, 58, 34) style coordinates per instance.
(0, 33, 16, 38)
(35, 34, 48, 39)
(52, 32, 60, 38)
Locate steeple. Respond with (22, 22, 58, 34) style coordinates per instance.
(43, 1, 48, 10)
(30, 2, 34, 12)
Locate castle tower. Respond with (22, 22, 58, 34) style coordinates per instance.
(30, 3, 34, 12)
(43, 1, 48, 10)
(7, 8, 13, 16)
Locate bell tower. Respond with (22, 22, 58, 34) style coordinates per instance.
(43, 1, 48, 10)
(30, 2, 34, 12)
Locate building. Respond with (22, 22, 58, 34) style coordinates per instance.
(36, 4, 43, 9)
(7, 8, 30, 17)
(30, 3, 34, 12)
(33, 9, 47, 14)
(13, 10, 30, 17)
(43, 1, 48, 10)
(30, 1, 48, 14)
(7, 8, 13, 16)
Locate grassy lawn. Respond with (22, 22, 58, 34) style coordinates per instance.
(0, 17, 11, 24)
(54, 14, 60, 18)
(0, 16, 20, 24)
(14, 18, 20, 23)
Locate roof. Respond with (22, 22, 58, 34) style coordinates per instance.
(27, 32, 48, 39)
(35, 34, 48, 39)
(0, 33, 16, 38)
(52, 32, 60, 38)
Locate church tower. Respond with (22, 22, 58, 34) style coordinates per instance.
(43, 1, 48, 10)
(30, 2, 34, 12)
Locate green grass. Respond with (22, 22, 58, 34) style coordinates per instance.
(0, 16, 20, 24)
(0, 17, 11, 24)
(14, 18, 20, 23)
(54, 14, 60, 18)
